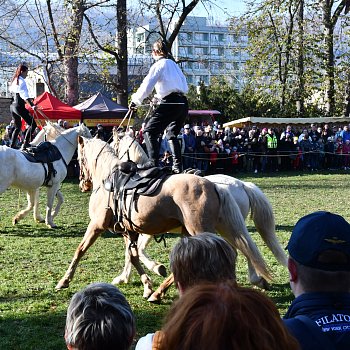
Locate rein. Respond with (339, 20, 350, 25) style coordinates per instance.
(35, 109, 78, 147)
(118, 137, 137, 161)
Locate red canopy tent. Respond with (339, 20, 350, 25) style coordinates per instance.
(27, 92, 82, 127)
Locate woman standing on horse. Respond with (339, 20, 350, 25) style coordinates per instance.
(9, 63, 37, 149)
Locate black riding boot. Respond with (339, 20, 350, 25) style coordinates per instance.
(137, 132, 159, 170)
(168, 138, 182, 174)
(10, 128, 20, 149)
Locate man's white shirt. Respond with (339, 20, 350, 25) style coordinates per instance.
(132, 58, 188, 106)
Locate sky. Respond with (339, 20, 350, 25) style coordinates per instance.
(192, 0, 246, 21)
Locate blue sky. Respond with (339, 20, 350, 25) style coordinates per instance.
(192, 0, 246, 20)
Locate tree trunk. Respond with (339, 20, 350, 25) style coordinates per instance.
(63, 0, 84, 106)
(322, 0, 335, 116)
(116, 0, 128, 107)
(343, 70, 350, 117)
(296, 0, 305, 116)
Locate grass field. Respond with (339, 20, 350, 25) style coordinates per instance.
(1, 172, 349, 349)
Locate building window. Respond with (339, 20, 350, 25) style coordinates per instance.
(202, 33, 209, 41)
(136, 33, 144, 43)
(136, 46, 144, 54)
(218, 48, 224, 56)
(179, 32, 193, 43)
(211, 33, 218, 42)
(211, 48, 219, 56)
(187, 75, 193, 84)
(180, 46, 193, 56)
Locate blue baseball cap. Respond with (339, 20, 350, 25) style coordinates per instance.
(287, 211, 350, 271)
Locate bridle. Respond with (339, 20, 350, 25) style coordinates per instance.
(78, 145, 93, 192)
(117, 135, 136, 162)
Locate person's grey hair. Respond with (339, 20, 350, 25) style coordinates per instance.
(153, 38, 169, 57)
(170, 232, 237, 289)
(65, 283, 135, 350)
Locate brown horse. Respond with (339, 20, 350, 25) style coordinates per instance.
(56, 137, 271, 301)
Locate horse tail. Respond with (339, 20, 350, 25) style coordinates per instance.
(216, 186, 272, 282)
(242, 181, 288, 267)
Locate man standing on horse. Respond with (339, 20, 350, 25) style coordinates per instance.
(129, 39, 188, 174)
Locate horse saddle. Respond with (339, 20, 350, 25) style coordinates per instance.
(21, 142, 63, 164)
(104, 161, 168, 196)
(104, 161, 169, 224)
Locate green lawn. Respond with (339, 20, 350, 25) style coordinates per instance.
(0, 172, 349, 349)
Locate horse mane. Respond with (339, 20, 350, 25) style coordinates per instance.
(117, 135, 149, 165)
(85, 138, 120, 180)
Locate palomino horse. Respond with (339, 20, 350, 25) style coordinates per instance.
(56, 137, 272, 302)
(0, 124, 91, 228)
(110, 133, 287, 299)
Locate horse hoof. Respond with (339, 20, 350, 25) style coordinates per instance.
(46, 223, 58, 229)
(12, 218, 18, 225)
(255, 278, 271, 290)
(111, 277, 127, 285)
(154, 264, 167, 277)
(55, 280, 69, 290)
(143, 289, 154, 299)
(147, 293, 161, 304)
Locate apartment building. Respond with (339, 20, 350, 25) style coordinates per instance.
(127, 16, 248, 90)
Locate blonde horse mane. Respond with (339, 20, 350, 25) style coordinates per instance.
(112, 129, 148, 165)
(81, 137, 120, 181)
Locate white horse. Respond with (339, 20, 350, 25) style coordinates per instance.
(0, 123, 91, 228)
(109, 133, 287, 295)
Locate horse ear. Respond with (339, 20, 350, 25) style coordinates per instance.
(78, 135, 84, 146)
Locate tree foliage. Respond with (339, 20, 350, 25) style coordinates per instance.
(230, 0, 350, 118)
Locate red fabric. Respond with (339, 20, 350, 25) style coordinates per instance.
(26, 92, 82, 120)
(231, 151, 239, 165)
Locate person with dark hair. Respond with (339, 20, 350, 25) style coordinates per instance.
(157, 281, 300, 350)
(130, 38, 188, 174)
(65, 282, 135, 350)
(9, 63, 37, 149)
(284, 211, 350, 349)
(135, 232, 237, 349)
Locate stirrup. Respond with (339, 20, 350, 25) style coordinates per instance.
(137, 160, 156, 170)
(20, 143, 30, 151)
(172, 165, 182, 174)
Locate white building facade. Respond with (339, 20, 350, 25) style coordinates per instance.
(127, 16, 248, 90)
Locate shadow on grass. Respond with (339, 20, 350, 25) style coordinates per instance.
(0, 312, 67, 350)
(275, 224, 293, 232)
(268, 282, 295, 309)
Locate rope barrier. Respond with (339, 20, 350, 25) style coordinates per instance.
(180, 150, 349, 161)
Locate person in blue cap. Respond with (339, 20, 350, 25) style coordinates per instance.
(283, 211, 350, 349)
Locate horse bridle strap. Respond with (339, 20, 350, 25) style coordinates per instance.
(118, 137, 137, 162)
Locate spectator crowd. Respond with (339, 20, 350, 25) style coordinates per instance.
(131, 121, 350, 175)
(3, 118, 350, 175)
